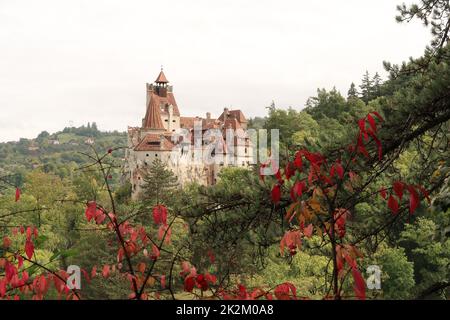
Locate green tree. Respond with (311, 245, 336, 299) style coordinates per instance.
(396, 0, 450, 51)
(359, 70, 373, 104)
(372, 72, 382, 98)
(398, 217, 450, 299)
(347, 82, 359, 100)
(374, 247, 415, 299)
(140, 158, 178, 206)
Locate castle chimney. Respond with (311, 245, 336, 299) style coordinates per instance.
(223, 108, 229, 122)
(206, 112, 211, 120)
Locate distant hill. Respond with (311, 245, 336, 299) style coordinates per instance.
(0, 123, 127, 184)
(0, 118, 266, 186)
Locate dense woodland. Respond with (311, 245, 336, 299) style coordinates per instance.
(1, 0, 450, 300)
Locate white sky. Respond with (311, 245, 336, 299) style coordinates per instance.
(0, 0, 431, 142)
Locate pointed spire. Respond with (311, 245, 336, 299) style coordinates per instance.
(143, 93, 165, 130)
(155, 67, 169, 84)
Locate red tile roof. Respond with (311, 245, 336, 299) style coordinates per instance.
(134, 134, 175, 151)
(159, 92, 180, 116)
(155, 70, 169, 83)
(218, 109, 247, 123)
(143, 93, 165, 129)
(180, 117, 198, 129)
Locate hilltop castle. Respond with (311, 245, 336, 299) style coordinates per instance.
(126, 70, 253, 198)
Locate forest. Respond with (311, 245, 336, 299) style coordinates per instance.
(0, 0, 449, 300)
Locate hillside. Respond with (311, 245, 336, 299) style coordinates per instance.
(0, 123, 127, 184)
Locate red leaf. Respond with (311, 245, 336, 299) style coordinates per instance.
(408, 185, 420, 214)
(81, 269, 91, 284)
(152, 205, 168, 226)
(271, 184, 281, 204)
(274, 283, 297, 300)
(196, 274, 209, 291)
(26, 226, 32, 241)
(329, 165, 335, 179)
(303, 224, 313, 238)
(344, 252, 357, 269)
(164, 227, 172, 245)
(285, 162, 294, 180)
(151, 244, 160, 261)
(85, 201, 97, 222)
(93, 210, 105, 224)
(3, 237, 11, 248)
(335, 163, 344, 179)
(15, 188, 21, 202)
(102, 265, 110, 278)
(388, 196, 398, 214)
(388, 195, 399, 215)
(358, 119, 367, 140)
(352, 267, 366, 300)
(205, 272, 217, 285)
(137, 262, 146, 273)
(157, 225, 165, 241)
(275, 169, 283, 183)
(367, 113, 377, 133)
(290, 181, 304, 201)
(293, 151, 303, 170)
(160, 275, 166, 289)
(393, 181, 404, 201)
(91, 266, 97, 278)
(25, 240, 34, 259)
(0, 280, 6, 298)
(181, 261, 190, 275)
(184, 276, 195, 292)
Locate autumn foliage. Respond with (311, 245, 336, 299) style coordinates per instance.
(0, 111, 431, 300)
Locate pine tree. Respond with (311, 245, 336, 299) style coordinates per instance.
(359, 71, 373, 104)
(347, 82, 358, 100)
(372, 72, 383, 98)
(140, 158, 178, 206)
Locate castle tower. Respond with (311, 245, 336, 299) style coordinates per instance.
(127, 67, 252, 199)
(143, 69, 180, 133)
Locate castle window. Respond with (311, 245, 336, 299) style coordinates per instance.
(138, 177, 141, 180)
(172, 120, 176, 122)
(245, 148, 247, 154)
(155, 154, 158, 157)
(146, 154, 149, 157)
(165, 119, 168, 122)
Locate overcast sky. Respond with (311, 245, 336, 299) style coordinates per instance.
(0, 0, 431, 142)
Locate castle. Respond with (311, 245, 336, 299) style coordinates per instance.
(126, 70, 254, 198)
